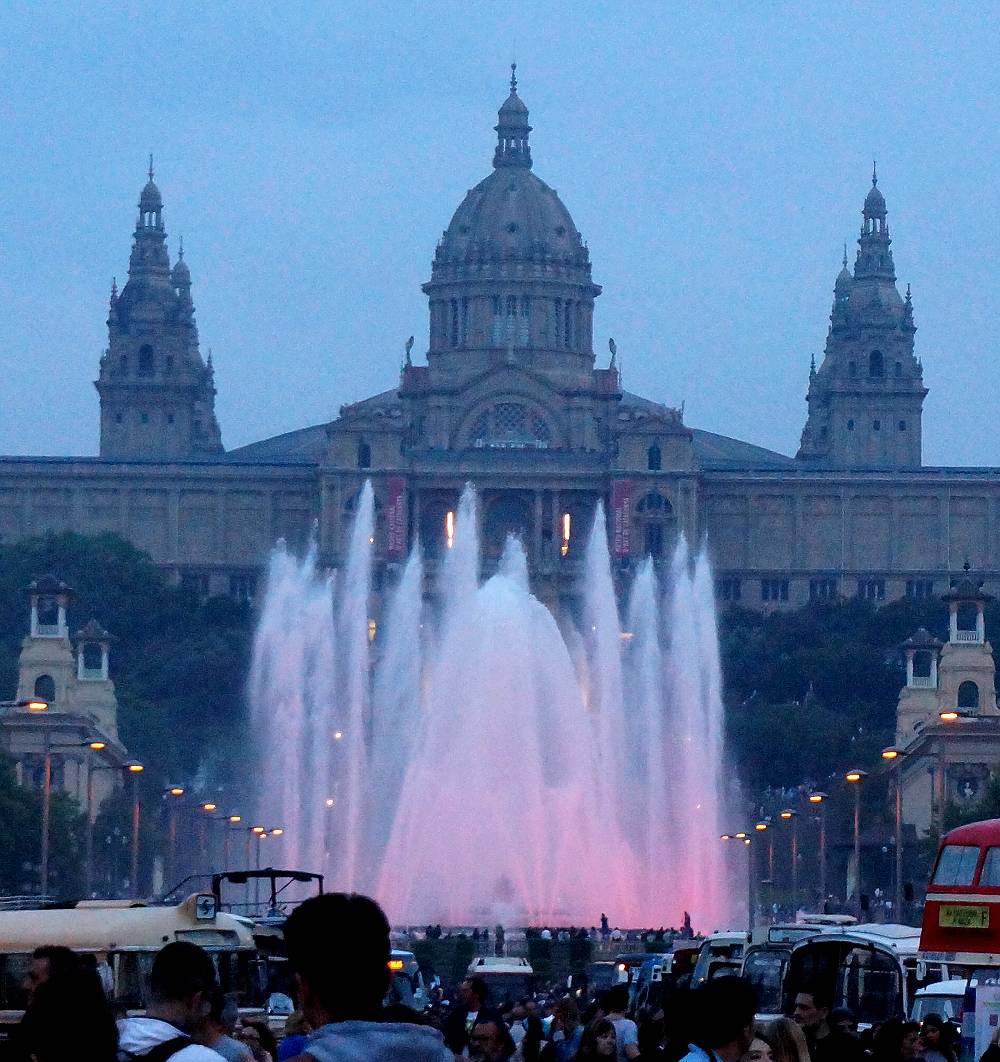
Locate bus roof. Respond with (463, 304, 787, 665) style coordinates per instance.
(0, 894, 255, 953)
(941, 819, 1000, 845)
(466, 956, 533, 975)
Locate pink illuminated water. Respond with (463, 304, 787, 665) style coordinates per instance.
(250, 483, 732, 928)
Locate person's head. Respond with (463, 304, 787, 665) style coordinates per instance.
(762, 1017, 811, 1062)
(22, 945, 78, 1004)
(604, 984, 629, 1015)
(470, 1014, 513, 1061)
(461, 976, 489, 1011)
(792, 987, 832, 1031)
(553, 996, 580, 1034)
(829, 1007, 857, 1036)
(743, 1036, 775, 1062)
(20, 965, 117, 1062)
(524, 1014, 545, 1044)
(691, 977, 758, 1056)
(873, 1019, 920, 1061)
(206, 988, 240, 1036)
(148, 940, 218, 1031)
(282, 892, 390, 1025)
(920, 1013, 952, 1049)
(579, 1018, 616, 1057)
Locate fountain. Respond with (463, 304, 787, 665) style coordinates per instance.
(250, 483, 731, 928)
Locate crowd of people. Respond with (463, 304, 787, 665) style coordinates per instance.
(0, 892, 967, 1062)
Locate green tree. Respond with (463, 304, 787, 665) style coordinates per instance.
(0, 754, 83, 896)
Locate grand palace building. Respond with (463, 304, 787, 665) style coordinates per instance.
(2, 72, 998, 613)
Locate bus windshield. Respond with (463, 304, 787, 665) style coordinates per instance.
(838, 947, 903, 1025)
(743, 949, 787, 1015)
(933, 845, 980, 885)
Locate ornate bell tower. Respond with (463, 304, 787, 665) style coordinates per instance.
(797, 168, 926, 468)
(95, 160, 223, 458)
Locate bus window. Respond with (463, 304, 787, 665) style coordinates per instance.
(115, 952, 154, 1010)
(933, 845, 980, 886)
(979, 847, 1000, 886)
(0, 954, 31, 1008)
(839, 948, 902, 1026)
(743, 950, 787, 1016)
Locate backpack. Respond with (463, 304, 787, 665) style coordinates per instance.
(121, 1035, 193, 1062)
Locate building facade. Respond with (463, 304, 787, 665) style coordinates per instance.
(2, 73, 1000, 612)
(894, 579, 1000, 836)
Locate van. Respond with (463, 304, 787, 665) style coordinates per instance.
(909, 979, 967, 1024)
(466, 956, 535, 1005)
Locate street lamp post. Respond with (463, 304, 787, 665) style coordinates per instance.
(222, 815, 241, 868)
(125, 762, 144, 898)
(882, 748, 907, 916)
(780, 810, 798, 912)
(845, 770, 869, 916)
(164, 786, 185, 886)
(809, 793, 828, 905)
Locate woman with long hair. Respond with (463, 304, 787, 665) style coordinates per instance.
(574, 1019, 617, 1059)
(761, 1018, 811, 1062)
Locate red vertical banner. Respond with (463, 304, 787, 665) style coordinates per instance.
(612, 479, 632, 557)
(386, 477, 406, 557)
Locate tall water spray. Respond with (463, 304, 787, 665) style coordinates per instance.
(251, 483, 732, 928)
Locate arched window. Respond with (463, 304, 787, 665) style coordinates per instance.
(957, 603, 978, 633)
(37, 596, 58, 628)
(912, 651, 932, 679)
(470, 403, 551, 449)
(647, 444, 662, 472)
(958, 681, 980, 710)
(34, 674, 55, 702)
(138, 345, 155, 375)
(357, 440, 371, 469)
(869, 350, 884, 377)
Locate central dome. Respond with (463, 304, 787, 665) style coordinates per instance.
(430, 67, 593, 283)
(422, 69, 600, 367)
(439, 168, 586, 265)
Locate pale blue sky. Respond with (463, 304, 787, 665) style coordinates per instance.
(2, 3, 998, 465)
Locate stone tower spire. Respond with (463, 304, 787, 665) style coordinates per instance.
(95, 164, 223, 458)
(797, 169, 926, 468)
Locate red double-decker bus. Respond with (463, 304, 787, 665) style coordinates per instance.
(920, 819, 1000, 966)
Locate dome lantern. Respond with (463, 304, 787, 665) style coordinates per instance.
(493, 64, 532, 170)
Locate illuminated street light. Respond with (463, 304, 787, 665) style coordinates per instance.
(754, 821, 768, 832)
(325, 798, 335, 808)
(939, 710, 962, 721)
(845, 773, 870, 913)
(126, 761, 144, 773)
(0, 698, 48, 712)
(201, 801, 217, 812)
(228, 814, 241, 824)
(87, 740, 107, 751)
(779, 809, 794, 820)
(808, 792, 828, 898)
(166, 785, 185, 797)
(734, 831, 748, 840)
(881, 747, 900, 761)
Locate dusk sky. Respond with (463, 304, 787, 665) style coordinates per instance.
(2, 3, 998, 466)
